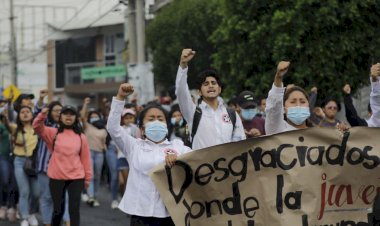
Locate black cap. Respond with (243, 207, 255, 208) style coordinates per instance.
(14, 93, 35, 112)
(60, 105, 77, 114)
(237, 91, 257, 109)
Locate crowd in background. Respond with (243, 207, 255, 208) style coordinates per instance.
(0, 50, 379, 226)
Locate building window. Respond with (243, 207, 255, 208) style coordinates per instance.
(55, 37, 96, 88)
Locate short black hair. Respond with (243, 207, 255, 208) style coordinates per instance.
(368, 103, 372, 114)
(87, 110, 102, 123)
(321, 97, 341, 112)
(169, 104, 181, 118)
(195, 69, 223, 90)
(227, 97, 238, 108)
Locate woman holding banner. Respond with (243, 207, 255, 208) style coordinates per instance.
(107, 83, 192, 226)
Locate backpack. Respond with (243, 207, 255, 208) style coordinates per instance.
(184, 106, 236, 148)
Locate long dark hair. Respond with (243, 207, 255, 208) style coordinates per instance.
(47, 101, 62, 124)
(138, 104, 169, 129)
(87, 110, 106, 129)
(14, 105, 34, 144)
(58, 111, 83, 135)
(87, 110, 102, 123)
(283, 86, 309, 104)
(168, 104, 187, 138)
(283, 86, 313, 127)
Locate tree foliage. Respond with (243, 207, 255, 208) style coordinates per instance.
(211, 0, 380, 100)
(146, 0, 221, 91)
(147, 0, 380, 101)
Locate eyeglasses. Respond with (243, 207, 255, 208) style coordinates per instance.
(326, 106, 337, 110)
(52, 109, 61, 113)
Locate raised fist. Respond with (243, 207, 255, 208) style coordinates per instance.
(84, 97, 91, 105)
(41, 107, 49, 116)
(39, 89, 48, 99)
(371, 63, 380, 81)
(276, 61, 290, 78)
(180, 49, 196, 69)
(117, 83, 134, 100)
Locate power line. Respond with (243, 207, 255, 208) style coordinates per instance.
(17, 3, 121, 62)
(87, 2, 122, 28)
(18, 0, 93, 48)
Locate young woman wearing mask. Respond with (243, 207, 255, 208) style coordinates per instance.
(107, 83, 192, 226)
(33, 105, 92, 226)
(80, 97, 108, 207)
(265, 61, 349, 135)
(265, 61, 312, 135)
(168, 104, 188, 143)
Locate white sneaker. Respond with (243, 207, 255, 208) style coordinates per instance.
(20, 219, 29, 226)
(92, 200, 100, 207)
(111, 200, 119, 209)
(6, 208, 17, 222)
(0, 206, 7, 220)
(81, 193, 89, 202)
(27, 214, 38, 226)
(16, 209, 20, 220)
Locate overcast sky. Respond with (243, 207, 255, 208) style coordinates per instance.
(0, 0, 154, 52)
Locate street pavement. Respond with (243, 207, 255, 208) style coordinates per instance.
(0, 185, 130, 226)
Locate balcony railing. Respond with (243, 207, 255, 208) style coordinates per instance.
(64, 60, 127, 86)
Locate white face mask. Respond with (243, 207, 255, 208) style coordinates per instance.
(161, 104, 171, 112)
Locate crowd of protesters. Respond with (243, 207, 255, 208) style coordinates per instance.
(0, 49, 379, 226)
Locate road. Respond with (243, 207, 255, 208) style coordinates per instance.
(0, 185, 130, 226)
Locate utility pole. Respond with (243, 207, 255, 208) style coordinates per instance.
(9, 0, 18, 86)
(136, 0, 145, 63)
(127, 0, 137, 64)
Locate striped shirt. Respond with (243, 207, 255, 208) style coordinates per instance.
(37, 121, 57, 173)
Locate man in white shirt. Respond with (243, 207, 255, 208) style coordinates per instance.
(175, 49, 246, 150)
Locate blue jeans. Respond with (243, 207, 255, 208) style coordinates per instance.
(14, 156, 39, 219)
(105, 144, 118, 201)
(87, 150, 104, 198)
(38, 172, 70, 224)
(0, 155, 11, 207)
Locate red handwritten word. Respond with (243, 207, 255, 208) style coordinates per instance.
(318, 173, 380, 220)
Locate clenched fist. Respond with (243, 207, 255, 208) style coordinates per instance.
(371, 63, 380, 82)
(41, 107, 49, 116)
(83, 97, 91, 105)
(274, 61, 290, 88)
(180, 49, 196, 69)
(276, 61, 290, 78)
(116, 83, 134, 100)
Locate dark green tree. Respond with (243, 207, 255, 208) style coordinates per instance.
(146, 0, 221, 91)
(211, 0, 380, 101)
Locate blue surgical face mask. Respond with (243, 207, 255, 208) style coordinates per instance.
(170, 117, 183, 126)
(144, 120, 168, 143)
(286, 106, 310, 125)
(89, 117, 100, 123)
(241, 108, 257, 121)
